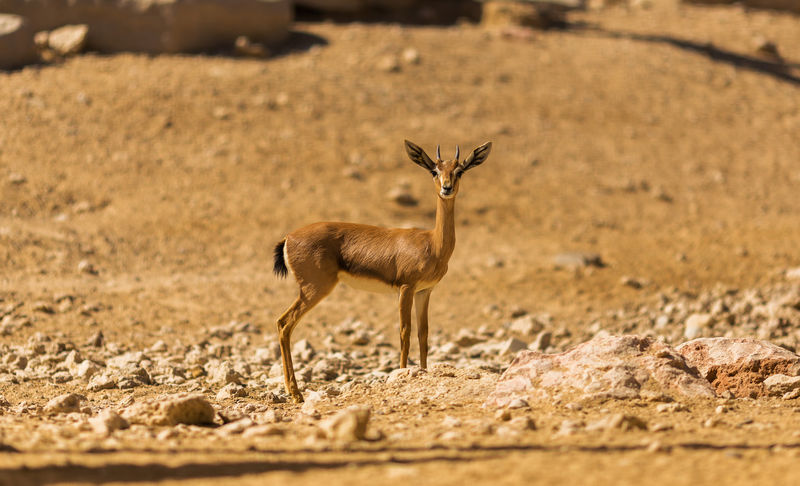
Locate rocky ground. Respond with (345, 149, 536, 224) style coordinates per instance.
(2, 0, 800, 484)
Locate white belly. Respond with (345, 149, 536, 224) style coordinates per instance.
(336, 272, 440, 294)
(337, 272, 396, 293)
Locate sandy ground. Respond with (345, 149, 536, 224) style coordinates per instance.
(2, 0, 800, 484)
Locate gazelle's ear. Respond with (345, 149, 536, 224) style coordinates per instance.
(461, 142, 492, 171)
(404, 140, 436, 172)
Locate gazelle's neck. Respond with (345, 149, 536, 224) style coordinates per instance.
(433, 195, 456, 259)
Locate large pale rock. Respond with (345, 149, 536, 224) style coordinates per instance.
(0, 14, 38, 69)
(0, 0, 291, 53)
(122, 393, 216, 426)
(676, 337, 800, 398)
(485, 334, 715, 408)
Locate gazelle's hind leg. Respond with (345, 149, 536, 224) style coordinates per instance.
(414, 288, 432, 369)
(277, 282, 336, 402)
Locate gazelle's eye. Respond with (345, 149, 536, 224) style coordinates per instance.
(430, 171, 437, 178)
(455, 171, 463, 179)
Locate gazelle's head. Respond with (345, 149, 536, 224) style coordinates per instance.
(404, 140, 492, 200)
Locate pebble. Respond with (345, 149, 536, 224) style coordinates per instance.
(508, 315, 543, 336)
(586, 414, 647, 432)
(498, 337, 528, 356)
(376, 55, 401, 73)
(89, 409, 129, 435)
(552, 252, 603, 269)
(47, 24, 88, 56)
(319, 406, 375, 442)
(77, 260, 98, 275)
(684, 313, 713, 340)
(44, 393, 87, 415)
(506, 398, 529, 410)
(401, 47, 420, 64)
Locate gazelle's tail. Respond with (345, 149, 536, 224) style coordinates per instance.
(273, 240, 288, 278)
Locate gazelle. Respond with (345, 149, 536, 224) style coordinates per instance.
(273, 140, 492, 402)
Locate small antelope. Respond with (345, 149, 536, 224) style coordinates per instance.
(273, 140, 492, 402)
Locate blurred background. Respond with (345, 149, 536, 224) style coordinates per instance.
(1, 0, 799, 352)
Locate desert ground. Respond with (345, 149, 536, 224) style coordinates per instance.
(2, 1, 800, 484)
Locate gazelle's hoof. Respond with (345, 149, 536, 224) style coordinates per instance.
(291, 392, 304, 403)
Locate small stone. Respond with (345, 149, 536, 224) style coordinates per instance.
(216, 383, 247, 401)
(86, 331, 104, 347)
(506, 398, 529, 410)
(556, 419, 584, 436)
(401, 47, 420, 64)
(507, 416, 535, 431)
(87, 374, 116, 391)
(499, 337, 528, 356)
(292, 339, 315, 362)
(703, 417, 722, 428)
(44, 393, 87, 414)
(763, 374, 800, 397)
(89, 409, 129, 435)
(495, 409, 511, 421)
(785, 268, 800, 281)
(8, 173, 26, 185)
(32, 301, 55, 314)
(586, 414, 647, 432)
(752, 36, 783, 63)
(454, 330, 485, 347)
(212, 106, 231, 120)
(552, 252, 603, 269)
(47, 24, 88, 55)
(656, 403, 688, 413)
(509, 315, 543, 336)
(530, 331, 552, 352)
(77, 260, 98, 275)
(377, 55, 401, 73)
(438, 342, 461, 356)
(351, 330, 370, 346)
(217, 418, 255, 435)
(684, 313, 713, 340)
(442, 415, 462, 428)
(650, 423, 673, 433)
(207, 361, 244, 386)
(620, 276, 644, 289)
(319, 405, 375, 442)
(242, 424, 285, 438)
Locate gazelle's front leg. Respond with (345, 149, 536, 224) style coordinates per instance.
(414, 288, 432, 369)
(398, 285, 415, 368)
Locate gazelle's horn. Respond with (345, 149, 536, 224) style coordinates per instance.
(436, 145, 441, 161)
(455, 145, 460, 161)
